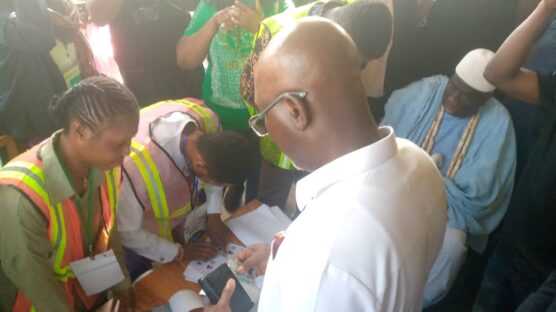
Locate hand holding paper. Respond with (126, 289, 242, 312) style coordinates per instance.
(235, 244, 270, 277)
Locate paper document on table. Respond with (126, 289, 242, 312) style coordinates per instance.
(183, 244, 245, 283)
(225, 204, 292, 246)
(269, 205, 293, 229)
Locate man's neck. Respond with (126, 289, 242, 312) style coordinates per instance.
(314, 121, 381, 171)
(182, 127, 202, 160)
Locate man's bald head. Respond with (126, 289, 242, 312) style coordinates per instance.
(253, 18, 378, 171)
(255, 17, 362, 97)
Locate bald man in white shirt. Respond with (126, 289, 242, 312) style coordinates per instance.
(204, 17, 447, 312)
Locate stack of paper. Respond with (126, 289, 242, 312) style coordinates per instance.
(225, 204, 292, 246)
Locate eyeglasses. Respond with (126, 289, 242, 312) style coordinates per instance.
(249, 91, 308, 137)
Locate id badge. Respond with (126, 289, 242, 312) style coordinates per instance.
(70, 249, 125, 296)
(183, 203, 207, 242)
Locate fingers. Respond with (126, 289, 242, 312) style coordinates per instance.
(110, 298, 120, 312)
(236, 244, 270, 275)
(210, 231, 228, 250)
(216, 279, 236, 308)
(235, 247, 253, 264)
(233, 1, 250, 11)
(215, 7, 234, 27)
(255, 0, 262, 13)
(236, 252, 258, 275)
(129, 289, 136, 311)
(185, 243, 218, 261)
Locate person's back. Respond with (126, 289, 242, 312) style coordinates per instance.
(260, 132, 446, 310)
(87, 0, 205, 107)
(0, 0, 96, 144)
(243, 18, 447, 311)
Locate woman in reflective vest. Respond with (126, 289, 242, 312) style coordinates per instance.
(0, 76, 139, 312)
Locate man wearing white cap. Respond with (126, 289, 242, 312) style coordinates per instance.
(382, 49, 516, 306)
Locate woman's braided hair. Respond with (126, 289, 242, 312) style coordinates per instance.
(49, 76, 139, 132)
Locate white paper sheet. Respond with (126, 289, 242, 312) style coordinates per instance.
(269, 206, 293, 229)
(70, 249, 124, 296)
(183, 244, 244, 283)
(225, 204, 291, 246)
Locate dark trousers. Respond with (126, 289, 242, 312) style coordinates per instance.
(517, 271, 556, 312)
(123, 246, 153, 282)
(232, 129, 260, 204)
(473, 249, 545, 312)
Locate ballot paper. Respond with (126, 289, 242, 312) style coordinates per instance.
(225, 204, 292, 246)
(183, 244, 245, 283)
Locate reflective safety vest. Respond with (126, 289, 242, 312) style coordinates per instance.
(123, 99, 220, 242)
(0, 143, 120, 312)
(244, 1, 323, 170)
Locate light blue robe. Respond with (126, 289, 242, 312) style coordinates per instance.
(382, 75, 516, 253)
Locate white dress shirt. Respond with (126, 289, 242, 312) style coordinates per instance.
(118, 112, 223, 263)
(258, 127, 447, 311)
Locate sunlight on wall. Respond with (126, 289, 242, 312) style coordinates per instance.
(85, 24, 123, 83)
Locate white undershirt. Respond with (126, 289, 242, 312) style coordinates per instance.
(117, 112, 223, 263)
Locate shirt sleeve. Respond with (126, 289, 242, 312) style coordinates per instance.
(205, 183, 223, 214)
(0, 0, 56, 51)
(315, 264, 381, 311)
(183, 0, 217, 36)
(117, 176, 178, 263)
(0, 186, 73, 312)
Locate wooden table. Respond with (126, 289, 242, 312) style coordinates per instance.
(98, 200, 262, 311)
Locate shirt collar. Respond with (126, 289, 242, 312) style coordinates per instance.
(296, 126, 397, 211)
(40, 131, 104, 205)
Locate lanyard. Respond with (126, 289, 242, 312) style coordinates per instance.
(54, 141, 95, 258)
(180, 132, 200, 209)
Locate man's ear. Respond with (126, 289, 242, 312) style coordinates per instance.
(192, 160, 210, 179)
(284, 94, 311, 131)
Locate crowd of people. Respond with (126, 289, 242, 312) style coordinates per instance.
(0, 0, 555, 311)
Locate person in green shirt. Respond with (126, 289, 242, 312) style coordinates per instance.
(0, 76, 139, 312)
(176, 0, 292, 208)
(177, 0, 293, 131)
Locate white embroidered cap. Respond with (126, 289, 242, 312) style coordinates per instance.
(455, 49, 496, 93)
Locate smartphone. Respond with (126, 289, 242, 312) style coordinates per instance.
(198, 263, 255, 312)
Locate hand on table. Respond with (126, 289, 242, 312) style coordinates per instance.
(235, 243, 270, 276)
(203, 279, 236, 312)
(206, 214, 233, 250)
(230, 0, 262, 33)
(111, 288, 136, 312)
(183, 242, 218, 261)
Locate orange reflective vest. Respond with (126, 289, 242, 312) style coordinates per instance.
(123, 98, 220, 242)
(0, 143, 120, 312)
